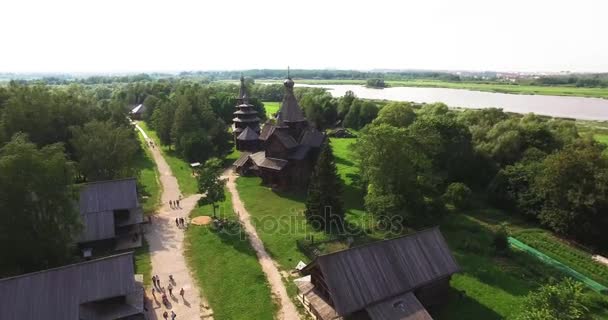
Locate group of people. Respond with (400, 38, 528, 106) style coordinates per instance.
(148, 140, 156, 149)
(169, 199, 181, 209)
(175, 217, 187, 228)
(151, 274, 185, 319)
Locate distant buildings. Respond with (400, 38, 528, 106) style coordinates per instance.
(78, 178, 144, 252)
(295, 228, 460, 320)
(233, 76, 325, 189)
(0, 252, 144, 320)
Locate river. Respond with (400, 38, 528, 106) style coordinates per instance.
(295, 84, 608, 121)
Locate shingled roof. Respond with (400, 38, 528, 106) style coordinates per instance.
(300, 128, 325, 148)
(303, 227, 459, 316)
(277, 77, 306, 124)
(79, 178, 139, 214)
(0, 252, 142, 320)
(366, 292, 432, 320)
(237, 126, 260, 141)
(250, 151, 288, 171)
(78, 178, 141, 242)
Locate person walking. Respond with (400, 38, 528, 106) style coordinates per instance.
(175, 218, 179, 227)
(169, 200, 173, 209)
(156, 275, 160, 288)
(152, 275, 157, 288)
(152, 287, 156, 299)
(176, 199, 180, 208)
(163, 311, 168, 319)
(168, 283, 173, 296)
(171, 311, 176, 319)
(180, 287, 184, 298)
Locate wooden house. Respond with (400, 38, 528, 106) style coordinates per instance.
(129, 104, 146, 120)
(233, 76, 325, 189)
(78, 178, 144, 251)
(0, 252, 144, 320)
(295, 227, 460, 320)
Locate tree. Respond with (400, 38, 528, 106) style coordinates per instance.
(533, 140, 608, 246)
(151, 100, 175, 146)
(373, 102, 416, 127)
(366, 78, 386, 88)
(0, 134, 81, 276)
(70, 120, 139, 181)
(305, 141, 344, 232)
(197, 158, 226, 217)
(354, 124, 438, 226)
(518, 278, 590, 320)
(443, 182, 473, 209)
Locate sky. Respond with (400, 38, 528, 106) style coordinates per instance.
(0, 0, 606, 73)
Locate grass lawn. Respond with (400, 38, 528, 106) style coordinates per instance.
(185, 188, 277, 320)
(135, 127, 161, 214)
(594, 133, 608, 145)
(133, 239, 152, 287)
(235, 136, 608, 319)
(137, 121, 198, 195)
(263, 101, 280, 118)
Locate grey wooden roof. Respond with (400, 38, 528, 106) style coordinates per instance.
(0, 252, 137, 320)
(307, 227, 459, 315)
(366, 292, 433, 320)
(79, 178, 139, 214)
(233, 152, 252, 168)
(300, 128, 325, 148)
(237, 126, 260, 141)
(289, 145, 311, 160)
(79, 178, 141, 242)
(259, 123, 276, 141)
(250, 151, 288, 171)
(80, 210, 116, 242)
(272, 130, 298, 149)
(277, 78, 306, 124)
(130, 104, 146, 115)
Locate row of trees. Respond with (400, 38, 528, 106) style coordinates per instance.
(0, 83, 144, 276)
(352, 101, 608, 249)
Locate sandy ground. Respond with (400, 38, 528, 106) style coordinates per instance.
(136, 123, 213, 320)
(223, 169, 301, 320)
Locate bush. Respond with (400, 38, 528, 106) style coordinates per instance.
(517, 278, 590, 320)
(493, 223, 510, 255)
(443, 182, 473, 209)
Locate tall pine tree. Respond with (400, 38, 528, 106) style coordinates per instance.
(305, 141, 344, 232)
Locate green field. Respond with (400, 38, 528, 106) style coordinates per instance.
(137, 122, 198, 195)
(235, 137, 608, 319)
(262, 79, 608, 99)
(185, 188, 277, 320)
(263, 101, 280, 118)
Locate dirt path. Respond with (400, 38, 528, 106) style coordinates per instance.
(135, 123, 213, 320)
(223, 170, 301, 320)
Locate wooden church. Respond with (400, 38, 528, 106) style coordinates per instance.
(233, 75, 325, 189)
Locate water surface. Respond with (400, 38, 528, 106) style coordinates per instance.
(296, 84, 608, 121)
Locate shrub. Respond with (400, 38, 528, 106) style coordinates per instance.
(517, 278, 590, 320)
(493, 223, 510, 255)
(443, 182, 473, 209)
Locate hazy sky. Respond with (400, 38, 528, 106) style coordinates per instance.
(0, 0, 606, 73)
